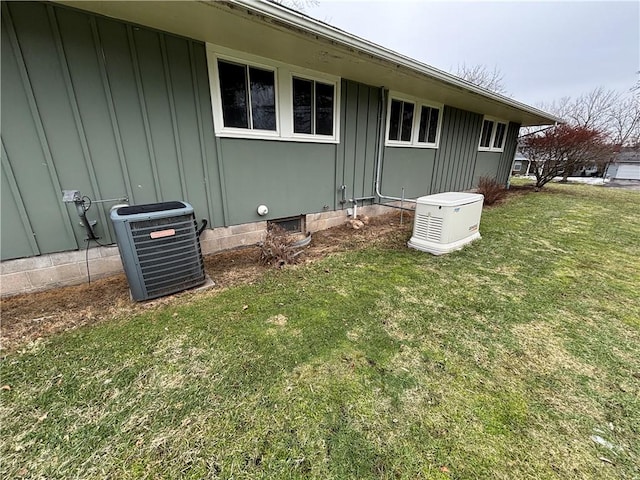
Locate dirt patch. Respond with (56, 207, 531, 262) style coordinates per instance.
(1, 212, 413, 352)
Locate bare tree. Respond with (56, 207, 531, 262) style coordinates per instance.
(608, 96, 640, 146)
(632, 70, 640, 95)
(537, 87, 639, 145)
(528, 86, 640, 176)
(454, 63, 509, 96)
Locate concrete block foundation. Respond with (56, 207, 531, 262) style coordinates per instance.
(0, 204, 400, 297)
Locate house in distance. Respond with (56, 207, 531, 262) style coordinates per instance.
(0, 0, 560, 296)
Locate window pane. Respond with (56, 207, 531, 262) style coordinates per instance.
(418, 106, 430, 143)
(218, 60, 248, 128)
(388, 100, 402, 141)
(418, 106, 440, 144)
(401, 102, 414, 142)
(249, 67, 276, 131)
(493, 122, 506, 148)
(480, 120, 494, 147)
(427, 108, 439, 143)
(293, 77, 313, 134)
(315, 82, 334, 136)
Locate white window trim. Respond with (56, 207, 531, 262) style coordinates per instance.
(206, 44, 340, 143)
(289, 71, 339, 141)
(478, 116, 508, 152)
(385, 91, 443, 149)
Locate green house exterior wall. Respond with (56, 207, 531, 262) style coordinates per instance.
(380, 148, 436, 199)
(212, 79, 380, 226)
(472, 122, 520, 186)
(380, 106, 520, 200)
(0, 2, 521, 262)
(432, 106, 485, 194)
(1, 2, 222, 260)
(218, 139, 337, 225)
(338, 80, 380, 205)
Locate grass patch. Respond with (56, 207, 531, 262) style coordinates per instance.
(2, 184, 639, 479)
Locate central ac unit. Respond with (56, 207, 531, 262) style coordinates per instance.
(110, 201, 206, 301)
(408, 192, 484, 255)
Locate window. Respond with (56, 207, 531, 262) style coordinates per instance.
(479, 117, 508, 152)
(292, 77, 335, 136)
(218, 60, 276, 131)
(208, 45, 340, 143)
(493, 122, 506, 149)
(386, 93, 442, 148)
(418, 105, 440, 144)
(513, 161, 522, 172)
(388, 100, 415, 142)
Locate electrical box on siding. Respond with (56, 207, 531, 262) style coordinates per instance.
(408, 192, 484, 255)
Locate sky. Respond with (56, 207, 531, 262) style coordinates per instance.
(305, 1, 639, 107)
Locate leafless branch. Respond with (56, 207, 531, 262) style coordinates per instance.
(454, 63, 509, 96)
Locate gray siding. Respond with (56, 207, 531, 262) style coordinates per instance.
(218, 139, 336, 225)
(472, 122, 520, 186)
(473, 152, 503, 185)
(379, 105, 483, 199)
(338, 80, 380, 205)
(213, 80, 381, 225)
(1, 2, 221, 260)
(0, 2, 523, 263)
(380, 148, 436, 199)
(498, 123, 520, 184)
(432, 106, 484, 193)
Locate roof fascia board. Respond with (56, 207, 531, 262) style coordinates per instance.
(224, 0, 563, 125)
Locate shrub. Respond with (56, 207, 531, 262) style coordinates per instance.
(258, 224, 304, 268)
(477, 176, 507, 205)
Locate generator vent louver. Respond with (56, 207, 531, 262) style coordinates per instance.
(111, 201, 206, 301)
(414, 213, 443, 243)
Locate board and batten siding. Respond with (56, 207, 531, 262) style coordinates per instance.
(1, 2, 222, 261)
(216, 139, 337, 225)
(1, 1, 522, 264)
(498, 123, 521, 183)
(201, 80, 380, 226)
(431, 106, 485, 194)
(472, 122, 520, 186)
(380, 105, 485, 199)
(338, 80, 380, 205)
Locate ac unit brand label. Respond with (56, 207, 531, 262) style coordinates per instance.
(150, 229, 176, 239)
(468, 224, 478, 232)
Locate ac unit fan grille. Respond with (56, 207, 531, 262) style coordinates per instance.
(414, 213, 443, 243)
(130, 215, 205, 299)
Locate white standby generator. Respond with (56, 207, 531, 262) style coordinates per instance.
(408, 192, 484, 255)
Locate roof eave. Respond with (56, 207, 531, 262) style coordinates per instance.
(226, 0, 562, 126)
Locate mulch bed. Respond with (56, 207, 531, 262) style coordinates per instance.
(1, 212, 413, 352)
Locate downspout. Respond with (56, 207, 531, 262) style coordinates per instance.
(374, 87, 418, 204)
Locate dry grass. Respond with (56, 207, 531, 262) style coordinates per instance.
(1, 184, 639, 479)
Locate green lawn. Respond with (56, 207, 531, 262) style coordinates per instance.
(2, 184, 639, 479)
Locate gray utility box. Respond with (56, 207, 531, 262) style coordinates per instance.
(110, 201, 206, 301)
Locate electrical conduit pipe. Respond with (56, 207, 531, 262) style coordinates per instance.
(374, 88, 418, 204)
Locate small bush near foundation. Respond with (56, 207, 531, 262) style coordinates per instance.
(259, 224, 303, 268)
(478, 176, 507, 205)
